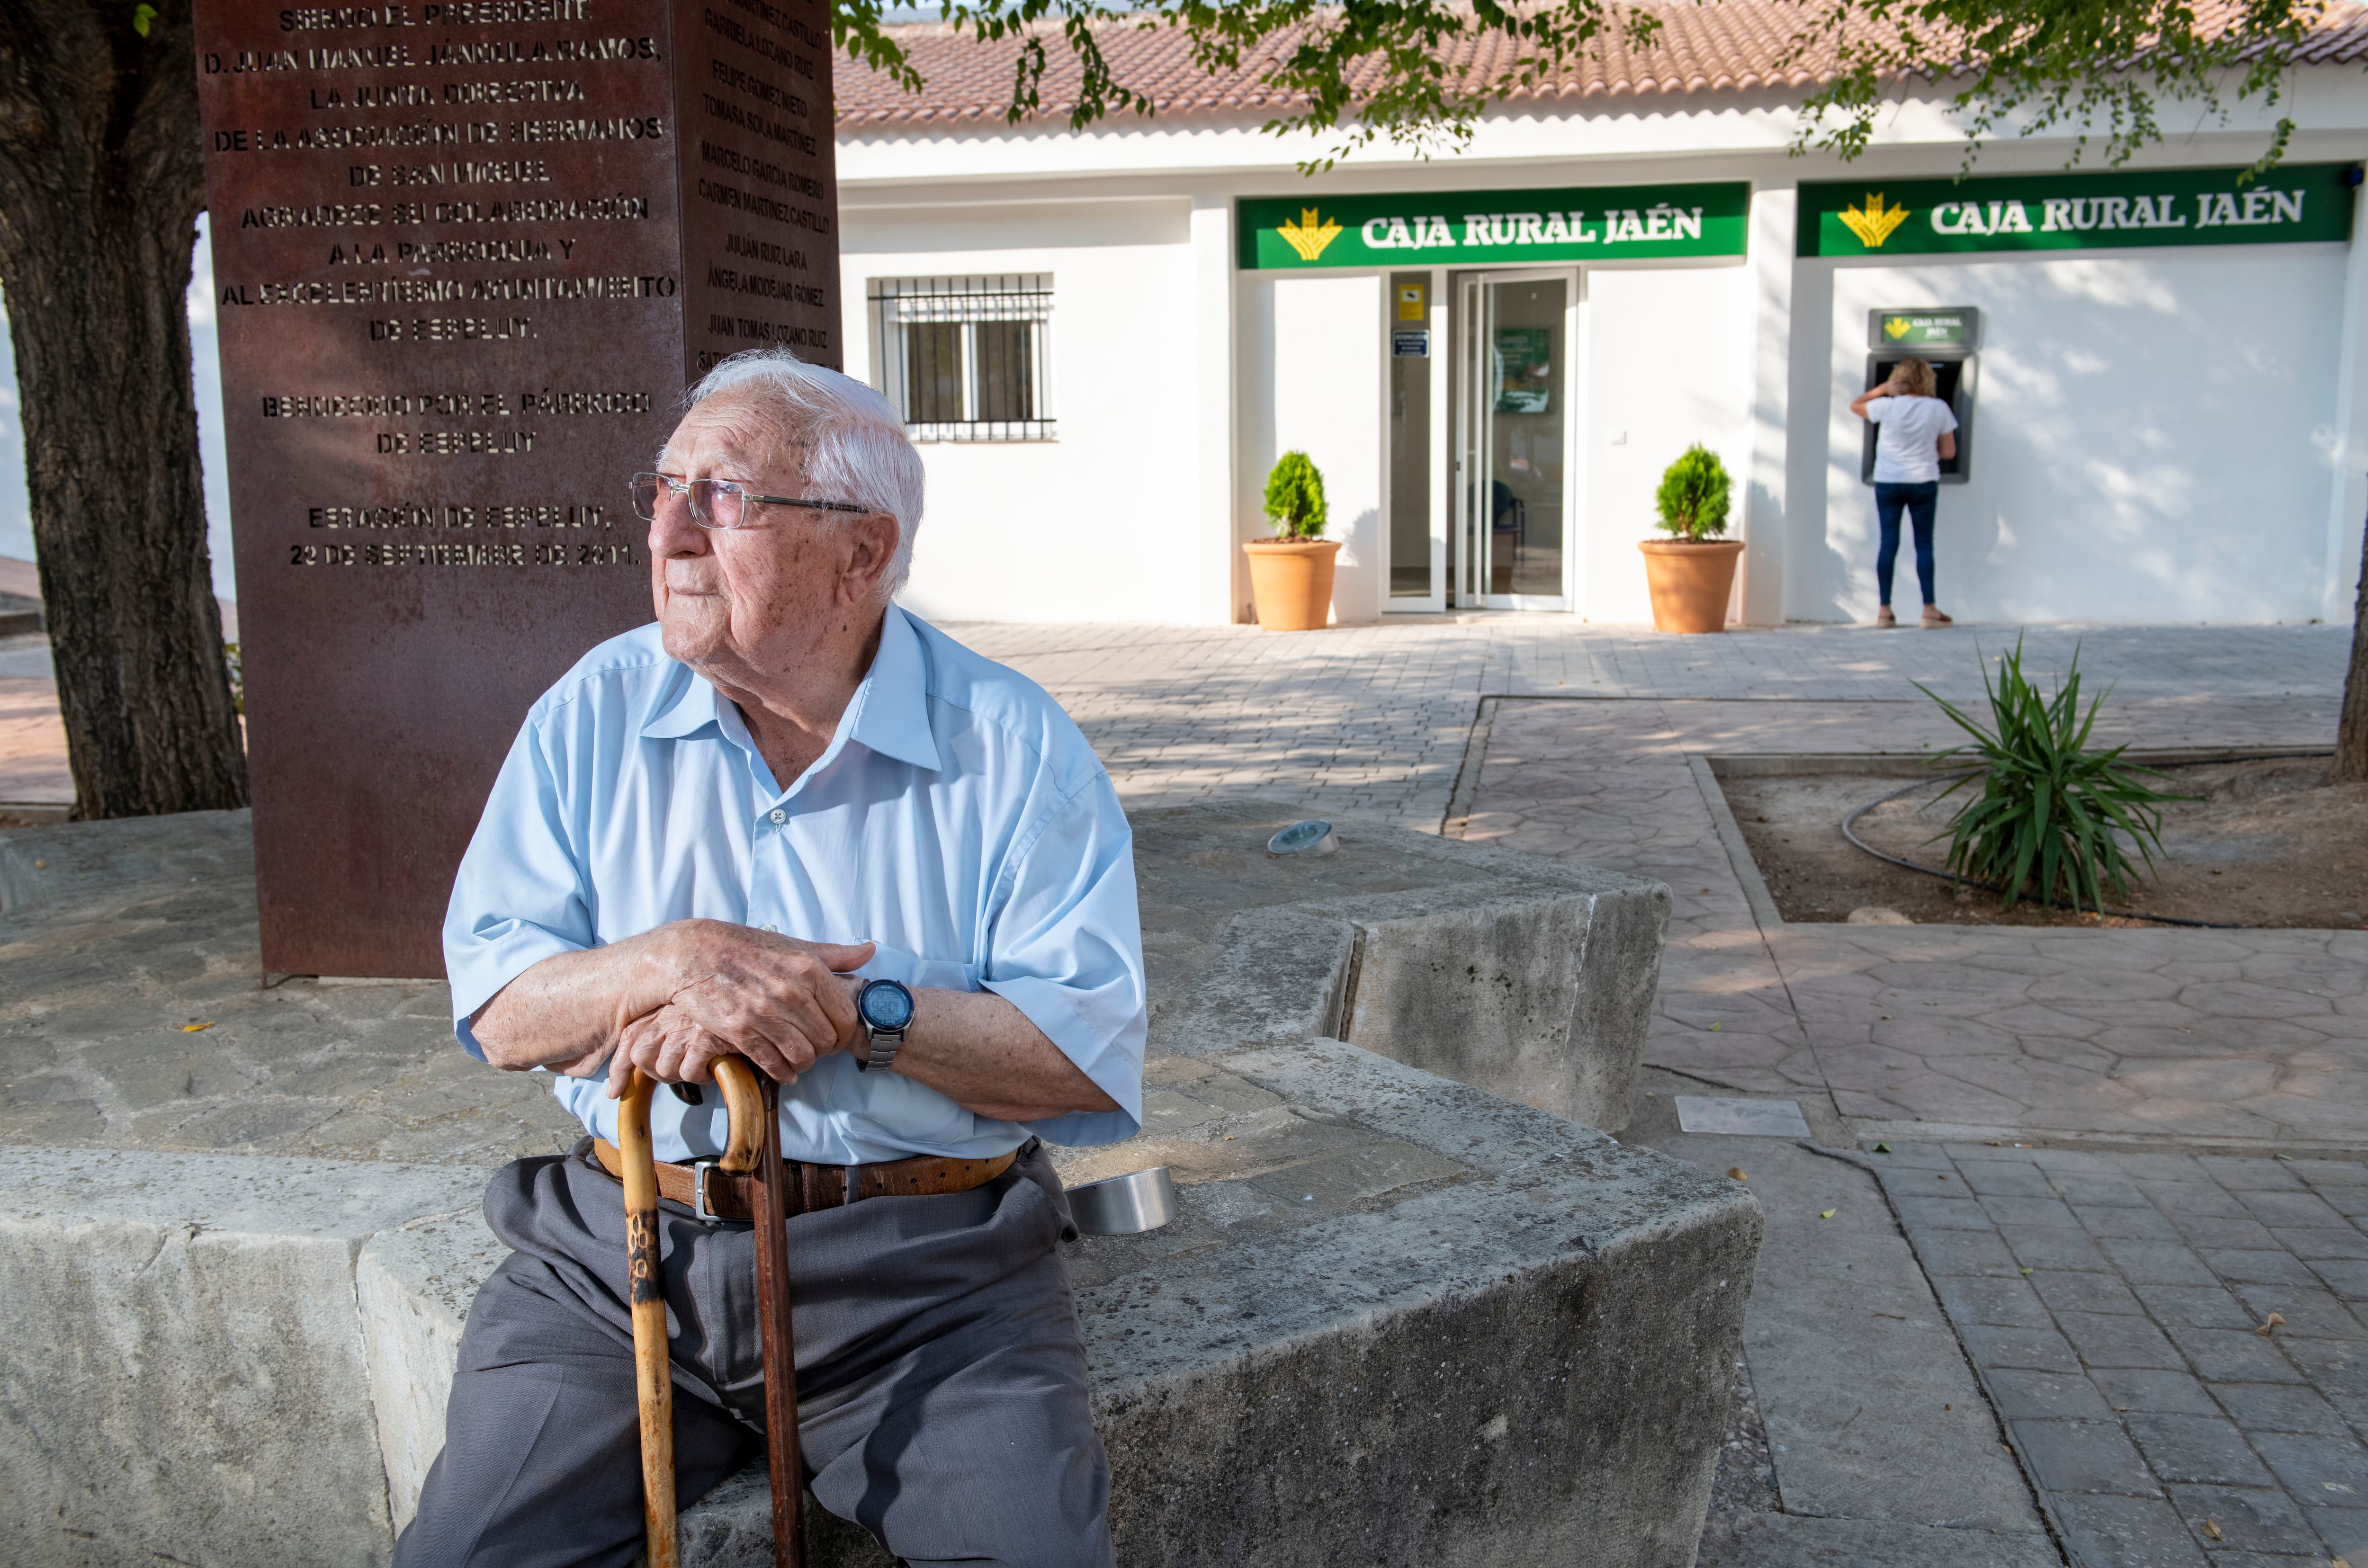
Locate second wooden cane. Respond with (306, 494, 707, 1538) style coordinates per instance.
(750, 1073, 807, 1568)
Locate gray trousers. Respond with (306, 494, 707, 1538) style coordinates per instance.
(395, 1139, 1114, 1568)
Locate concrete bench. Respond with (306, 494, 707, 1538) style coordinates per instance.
(1131, 800, 1668, 1131)
(0, 803, 1749, 1567)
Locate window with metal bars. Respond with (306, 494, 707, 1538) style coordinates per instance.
(868, 275, 1055, 442)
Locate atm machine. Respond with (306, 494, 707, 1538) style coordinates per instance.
(1861, 306, 1978, 484)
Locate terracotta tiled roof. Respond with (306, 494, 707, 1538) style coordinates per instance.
(834, 0, 2368, 127)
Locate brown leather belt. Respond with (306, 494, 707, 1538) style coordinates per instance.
(591, 1137, 1015, 1223)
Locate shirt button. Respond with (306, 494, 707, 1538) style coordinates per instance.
(760, 923, 779, 934)
(768, 808, 787, 824)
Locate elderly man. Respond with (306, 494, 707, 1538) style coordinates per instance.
(397, 348, 1144, 1568)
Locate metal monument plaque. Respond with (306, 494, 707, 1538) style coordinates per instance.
(193, 0, 838, 976)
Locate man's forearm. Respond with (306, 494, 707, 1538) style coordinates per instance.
(885, 988, 1121, 1123)
(472, 931, 686, 1074)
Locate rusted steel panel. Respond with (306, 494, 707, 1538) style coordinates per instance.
(192, 0, 839, 977)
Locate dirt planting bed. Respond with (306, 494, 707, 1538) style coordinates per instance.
(1721, 756, 2368, 930)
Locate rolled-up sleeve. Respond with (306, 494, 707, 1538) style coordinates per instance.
(443, 708, 594, 1061)
(981, 777, 1147, 1148)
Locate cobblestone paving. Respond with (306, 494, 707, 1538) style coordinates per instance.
(1872, 1142, 2368, 1568)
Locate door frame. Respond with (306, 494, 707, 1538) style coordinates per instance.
(1381, 266, 1451, 614)
(1451, 265, 1585, 611)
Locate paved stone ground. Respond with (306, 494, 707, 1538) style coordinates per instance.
(1412, 623, 2361, 1568)
(947, 618, 2344, 832)
(1871, 1142, 2368, 1568)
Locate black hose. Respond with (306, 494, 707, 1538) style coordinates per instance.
(1832, 756, 2331, 930)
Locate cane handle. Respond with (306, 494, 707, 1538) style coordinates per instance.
(619, 1069, 680, 1568)
(710, 1055, 765, 1174)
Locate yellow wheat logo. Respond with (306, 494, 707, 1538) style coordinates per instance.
(1839, 194, 1911, 248)
(1276, 207, 1343, 262)
(1883, 315, 1914, 340)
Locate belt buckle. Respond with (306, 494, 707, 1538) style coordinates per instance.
(691, 1159, 723, 1222)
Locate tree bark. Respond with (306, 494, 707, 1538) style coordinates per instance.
(2337, 517, 2368, 783)
(0, 0, 244, 819)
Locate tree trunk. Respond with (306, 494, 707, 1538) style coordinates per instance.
(0, 0, 244, 819)
(2338, 517, 2368, 783)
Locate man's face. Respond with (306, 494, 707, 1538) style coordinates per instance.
(647, 391, 847, 686)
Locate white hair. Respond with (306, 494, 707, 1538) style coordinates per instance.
(682, 348, 926, 597)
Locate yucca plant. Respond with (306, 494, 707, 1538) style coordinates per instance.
(1921, 639, 2186, 910)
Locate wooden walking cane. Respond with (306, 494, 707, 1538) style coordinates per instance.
(749, 1070, 808, 1568)
(619, 1057, 804, 1568)
(617, 1066, 682, 1568)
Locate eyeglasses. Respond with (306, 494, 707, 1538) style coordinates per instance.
(628, 472, 871, 530)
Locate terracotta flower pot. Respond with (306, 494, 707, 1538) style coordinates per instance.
(1638, 538, 1745, 634)
(1243, 538, 1342, 631)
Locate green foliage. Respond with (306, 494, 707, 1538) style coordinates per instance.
(834, 0, 2318, 176)
(1783, 0, 2314, 174)
(224, 642, 242, 716)
(1653, 445, 1731, 540)
(132, 4, 157, 37)
(1921, 639, 2187, 910)
(1261, 451, 1327, 539)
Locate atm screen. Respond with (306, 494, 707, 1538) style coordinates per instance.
(1861, 356, 1971, 483)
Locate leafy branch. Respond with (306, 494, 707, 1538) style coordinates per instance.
(1779, 0, 2324, 172)
(837, 0, 2339, 177)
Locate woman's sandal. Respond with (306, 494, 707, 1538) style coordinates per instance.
(1921, 607, 1954, 627)
(1875, 607, 1898, 628)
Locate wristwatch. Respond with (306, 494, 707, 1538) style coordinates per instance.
(855, 978, 915, 1074)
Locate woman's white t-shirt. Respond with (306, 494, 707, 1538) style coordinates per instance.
(1866, 395, 1959, 484)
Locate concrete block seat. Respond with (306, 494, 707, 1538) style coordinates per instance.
(1133, 799, 1670, 1132)
(0, 803, 1758, 1567)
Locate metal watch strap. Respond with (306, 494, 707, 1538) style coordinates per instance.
(859, 1019, 906, 1073)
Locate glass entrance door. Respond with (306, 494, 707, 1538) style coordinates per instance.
(1454, 272, 1573, 608)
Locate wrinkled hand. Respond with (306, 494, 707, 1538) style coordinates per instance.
(601, 1004, 728, 1098)
(603, 923, 872, 1096)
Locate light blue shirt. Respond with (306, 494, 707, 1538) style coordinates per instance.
(443, 606, 1146, 1164)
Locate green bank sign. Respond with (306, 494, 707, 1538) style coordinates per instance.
(1800, 163, 2357, 257)
(1238, 182, 1750, 270)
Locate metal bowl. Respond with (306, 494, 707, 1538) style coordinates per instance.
(1267, 819, 1336, 856)
(1066, 1166, 1177, 1235)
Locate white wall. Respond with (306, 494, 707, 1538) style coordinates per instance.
(1793, 248, 2350, 624)
(840, 199, 1202, 624)
(1580, 266, 1758, 622)
(1237, 272, 1385, 624)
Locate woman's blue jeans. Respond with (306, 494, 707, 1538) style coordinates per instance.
(1873, 481, 1938, 608)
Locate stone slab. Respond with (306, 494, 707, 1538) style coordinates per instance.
(355, 1209, 514, 1536)
(362, 1039, 1760, 1567)
(1134, 799, 1670, 1131)
(3, 801, 1702, 1565)
(0, 1148, 484, 1568)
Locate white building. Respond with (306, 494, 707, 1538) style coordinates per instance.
(833, 4, 2368, 628)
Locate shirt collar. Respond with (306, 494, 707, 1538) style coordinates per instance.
(635, 608, 941, 773)
(639, 661, 722, 740)
(845, 607, 942, 772)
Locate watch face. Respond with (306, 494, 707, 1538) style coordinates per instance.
(861, 980, 915, 1032)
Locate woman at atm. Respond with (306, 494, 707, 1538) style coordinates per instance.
(1849, 358, 1959, 628)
